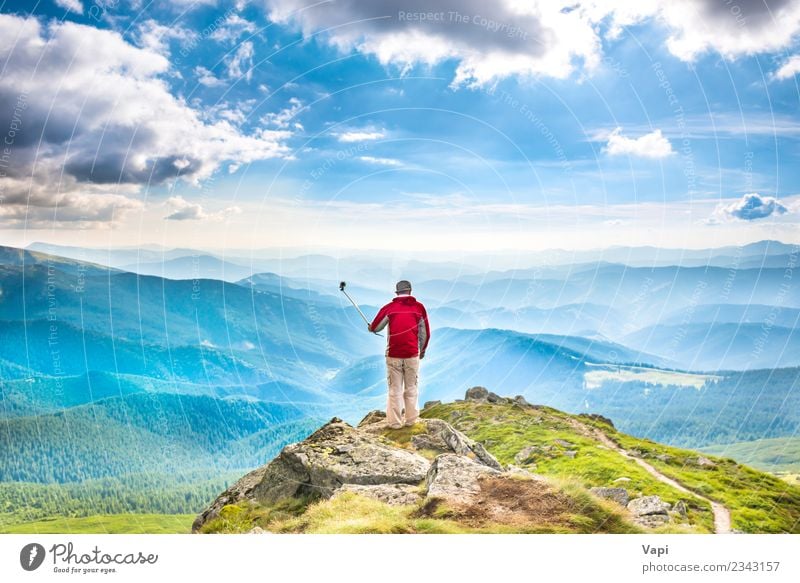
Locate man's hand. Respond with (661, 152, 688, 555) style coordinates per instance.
(419, 351, 425, 360)
(366, 323, 372, 332)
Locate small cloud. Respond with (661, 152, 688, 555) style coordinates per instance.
(135, 19, 195, 54)
(604, 127, 674, 159)
(227, 41, 254, 82)
(209, 14, 257, 44)
(164, 196, 242, 221)
(335, 130, 384, 143)
(54, 0, 83, 13)
(710, 193, 789, 223)
(359, 156, 402, 166)
(773, 55, 800, 81)
(195, 65, 225, 87)
(165, 196, 207, 220)
(260, 97, 305, 129)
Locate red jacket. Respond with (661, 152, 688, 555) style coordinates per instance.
(369, 295, 430, 358)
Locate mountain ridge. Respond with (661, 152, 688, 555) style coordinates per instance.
(193, 387, 800, 534)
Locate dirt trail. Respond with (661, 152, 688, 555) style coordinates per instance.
(566, 418, 731, 534)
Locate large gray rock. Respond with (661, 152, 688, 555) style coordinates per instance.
(419, 418, 503, 470)
(465, 386, 489, 401)
(635, 514, 670, 528)
(589, 487, 630, 506)
(249, 418, 430, 505)
(627, 495, 671, 516)
(694, 456, 717, 468)
(191, 465, 269, 532)
(357, 410, 386, 427)
(512, 395, 531, 407)
(425, 454, 501, 501)
(360, 417, 503, 471)
(332, 483, 422, 506)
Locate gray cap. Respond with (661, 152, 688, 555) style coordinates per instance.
(395, 280, 412, 293)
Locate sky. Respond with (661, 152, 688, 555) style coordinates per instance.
(0, 0, 799, 255)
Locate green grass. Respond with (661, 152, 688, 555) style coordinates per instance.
(200, 483, 642, 534)
(584, 420, 800, 533)
(0, 513, 195, 534)
(422, 402, 718, 532)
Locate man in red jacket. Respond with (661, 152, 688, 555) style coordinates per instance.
(368, 280, 430, 429)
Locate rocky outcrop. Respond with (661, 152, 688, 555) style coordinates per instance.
(251, 418, 430, 505)
(193, 417, 430, 531)
(332, 483, 422, 506)
(191, 465, 270, 533)
(627, 495, 672, 528)
(193, 412, 510, 532)
(358, 413, 503, 471)
(425, 453, 501, 500)
(465, 386, 490, 401)
(193, 388, 705, 534)
(589, 487, 630, 506)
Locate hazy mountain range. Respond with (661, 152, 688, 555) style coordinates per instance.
(1, 241, 798, 525)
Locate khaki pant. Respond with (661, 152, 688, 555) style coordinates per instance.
(385, 356, 420, 427)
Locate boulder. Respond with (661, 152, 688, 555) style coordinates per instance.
(423, 400, 441, 409)
(332, 483, 421, 506)
(357, 410, 386, 427)
(627, 495, 671, 516)
(635, 514, 670, 528)
(589, 487, 629, 506)
(513, 395, 531, 407)
(248, 526, 266, 534)
(553, 439, 573, 447)
(362, 417, 503, 471)
(250, 418, 430, 506)
(420, 418, 503, 470)
(425, 454, 501, 500)
(465, 386, 489, 401)
(694, 456, 717, 468)
(486, 391, 504, 403)
(628, 495, 672, 529)
(672, 500, 688, 518)
(191, 465, 269, 532)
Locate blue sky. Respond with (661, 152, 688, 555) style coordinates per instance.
(1, 0, 799, 254)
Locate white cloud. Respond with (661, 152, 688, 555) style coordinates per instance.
(195, 65, 225, 87)
(603, 127, 674, 159)
(0, 15, 292, 227)
(164, 196, 242, 221)
(335, 130, 385, 143)
(227, 40, 255, 81)
(710, 193, 790, 223)
(773, 54, 800, 80)
(261, 1, 800, 86)
(587, 0, 800, 62)
(260, 97, 306, 129)
(210, 14, 258, 44)
(359, 156, 402, 166)
(264, 0, 601, 86)
(135, 19, 196, 54)
(54, 0, 83, 13)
